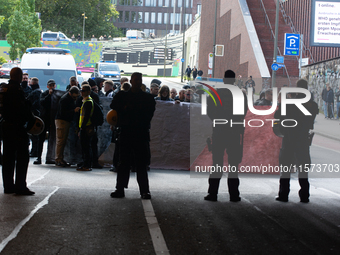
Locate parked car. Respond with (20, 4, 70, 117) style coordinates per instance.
(41, 31, 72, 42)
(0, 63, 18, 78)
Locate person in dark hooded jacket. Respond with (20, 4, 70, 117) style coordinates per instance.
(21, 73, 32, 98)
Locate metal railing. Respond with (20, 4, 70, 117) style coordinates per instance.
(278, 0, 315, 64)
(258, 0, 291, 85)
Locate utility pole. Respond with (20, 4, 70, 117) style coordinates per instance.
(212, 0, 217, 78)
(82, 12, 87, 41)
(164, 7, 169, 77)
(271, 0, 280, 87)
(172, 0, 176, 34)
(181, 3, 186, 82)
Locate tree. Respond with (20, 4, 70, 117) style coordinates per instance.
(35, 0, 119, 39)
(7, 0, 41, 60)
(0, 0, 18, 39)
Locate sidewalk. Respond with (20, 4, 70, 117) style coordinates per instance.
(313, 113, 340, 141)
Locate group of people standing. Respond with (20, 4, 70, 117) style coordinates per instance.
(322, 83, 340, 119)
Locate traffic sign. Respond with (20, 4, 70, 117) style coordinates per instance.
(271, 63, 279, 71)
(208, 52, 213, 69)
(181, 58, 185, 62)
(284, 33, 300, 56)
(277, 56, 284, 64)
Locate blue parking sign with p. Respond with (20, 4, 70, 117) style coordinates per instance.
(284, 33, 300, 56)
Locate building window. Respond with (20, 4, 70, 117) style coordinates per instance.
(138, 12, 143, 23)
(132, 0, 143, 6)
(125, 11, 130, 22)
(170, 13, 174, 25)
(131, 11, 137, 22)
(178, 0, 182, 7)
(119, 0, 130, 5)
(145, 0, 150, 6)
(164, 0, 169, 7)
(146, 0, 156, 6)
(197, 4, 201, 16)
(145, 12, 149, 23)
(118, 11, 124, 22)
(158, 0, 162, 7)
(151, 12, 156, 24)
(164, 13, 168, 24)
(176, 13, 180, 25)
(157, 13, 162, 24)
(185, 0, 189, 8)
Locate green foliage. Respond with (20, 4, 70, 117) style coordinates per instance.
(8, 46, 18, 61)
(7, 0, 42, 60)
(0, 0, 18, 38)
(36, 0, 119, 39)
(0, 56, 7, 65)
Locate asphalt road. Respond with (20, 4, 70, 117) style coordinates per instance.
(1, 134, 340, 255)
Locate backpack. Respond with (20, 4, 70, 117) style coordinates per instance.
(91, 101, 104, 126)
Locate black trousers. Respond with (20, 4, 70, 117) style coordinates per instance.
(208, 131, 242, 199)
(116, 135, 149, 195)
(2, 122, 29, 191)
(80, 126, 94, 168)
(91, 131, 99, 165)
(278, 135, 310, 200)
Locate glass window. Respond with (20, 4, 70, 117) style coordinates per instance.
(171, 0, 175, 7)
(151, 0, 156, 6)
(131, 11, 137, 22)
(158, 0, 162, 7)
(157, 13, 162, 24)
(189, 14, 192, 25)
(119, 11, 124, 22)
(144, 12, 149, 23)
(119, 0, 130, 5)
(164, 13, 168, 24)
(164, 0, 169, 7)
(185, 13, 189, 25)
(145, 0, 150, 6)
(132, 0, 143, 6)
(178, 0, 182, 7)
(197, 4, 201, 16)
(125, 11, 130, 22)
(176, 13, 180, 25)
(170, 13, 174, 25)
(138, 12, 143, 23)
(151, 12, 156, 24)
(185, 0, 189, 8)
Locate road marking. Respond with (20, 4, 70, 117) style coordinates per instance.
(142, 200, 170, 255)
(318, 188, 340, 198)
(0, 186, 59, 253)
(27, 170, 51, 186)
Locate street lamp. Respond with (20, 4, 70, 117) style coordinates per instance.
(82, 12, 87, 41)
(163, 6, 170, 77)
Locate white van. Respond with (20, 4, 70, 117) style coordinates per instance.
(21, 48, 79, 91)
(41, 31, 72, 42)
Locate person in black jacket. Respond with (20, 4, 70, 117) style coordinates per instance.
(204, 70, 247, 202)
(55, 86, 80, 167)
(34, 79, 63, 165)
(321, 85, 328, 118)
(21, 72, 32, 98)
(1, 67, 35, 195)
(326, 84, 334, 119)
(274, 79, 318, 203)
(26, 77, 42, 157)
(110, 72, 156, 199)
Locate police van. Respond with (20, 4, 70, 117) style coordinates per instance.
(92, 61, 123, 83)
(41, 31, 72, 42)
(21, 47, 81, 91)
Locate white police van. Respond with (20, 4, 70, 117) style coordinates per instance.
(92, 61, 123, 83)
(41, 31, 72, 42)
(21, 48, 81, 91)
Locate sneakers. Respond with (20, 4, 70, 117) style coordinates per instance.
(55, 161, 70, 167)
(16, 188, 35, 196)
(275, 196, 288, 202)
(110, 190, 125, 198)
(76, 166, 92, 171)
(141, 193, 151, 199)
(33, 158, 41, 165)
(204, 194, 217, 202)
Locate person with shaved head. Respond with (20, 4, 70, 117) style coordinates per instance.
(1, 67, 35, 195)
